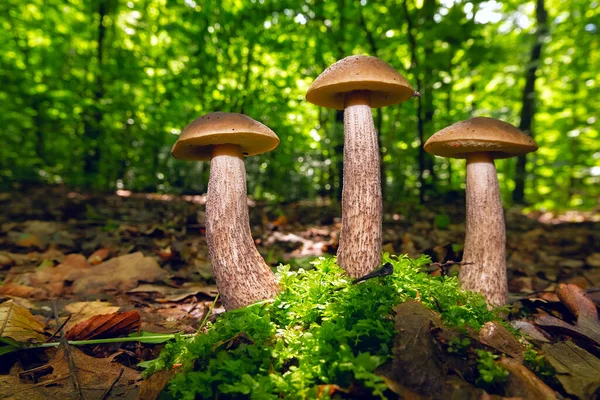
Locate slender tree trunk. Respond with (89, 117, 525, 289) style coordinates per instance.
(513, 0, 548, 204)
(403, 0, 436, 204)
(83, 0, 107, 184)
(358, 8, 386, 200)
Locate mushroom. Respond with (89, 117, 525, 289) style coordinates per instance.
(424, 117, 538, 306)
(172, 112, 280, 310)
(306, 55, 414, 278)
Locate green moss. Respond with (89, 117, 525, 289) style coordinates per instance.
(144, 254, 497, 399)
(475, 350, 509, 386)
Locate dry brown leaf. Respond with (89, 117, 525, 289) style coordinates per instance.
(71, 252, 169, 294)
(3, 346, 140, 399)
(498, 356, 557, 399)
(0, 283, 45, 298)
(0, 300, 46, 343)
(536, 283, 600, 347)
(29, 254, 90, 296)
(64, 301, 120, 331)
(66, 310, 141, 340)
(477, 321, 525, 360)
(87, 248, 111, 265)
(137, 368, 178, 400)
(542, 341, 600, 399)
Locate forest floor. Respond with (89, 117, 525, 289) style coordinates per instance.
(1, 185, 599, 399)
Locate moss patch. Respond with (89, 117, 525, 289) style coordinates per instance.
(144, 254, 497, 399)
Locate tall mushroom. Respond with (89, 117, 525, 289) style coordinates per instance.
(424, 117, 538, 306)
(171, 112, 280, 310)
(306, 55, 414, 278)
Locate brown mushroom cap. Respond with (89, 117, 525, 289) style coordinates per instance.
(424, 117, 538, 159)
(171, 112, 280, 161)
(306, 55, 414, 110)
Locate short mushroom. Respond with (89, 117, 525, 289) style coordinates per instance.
(306, 55, 414, 278)
(424, 117, 538, 306)
(172, 112, 280, 310)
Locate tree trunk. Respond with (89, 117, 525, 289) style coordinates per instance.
(513, 0, 548, 204)
(83, 0, 107, 185)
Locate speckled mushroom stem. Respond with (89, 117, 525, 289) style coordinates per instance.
(205, 144, 279, 310)
(336, 91, 382, 278)
(460, 152, 507, 307)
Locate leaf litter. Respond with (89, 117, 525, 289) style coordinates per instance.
(0, 186, 598, 399)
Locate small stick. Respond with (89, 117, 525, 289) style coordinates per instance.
(99, 367, 124, 400)
(428, 260, 474, 275)
(52, 299, 84, 400)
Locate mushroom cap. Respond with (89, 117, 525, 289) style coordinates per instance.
(424, 117, 538, 159)
(171, 112, 279, 161)
(306, 55, 414, 110)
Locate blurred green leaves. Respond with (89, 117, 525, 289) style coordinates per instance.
(0, 0, 597, 209)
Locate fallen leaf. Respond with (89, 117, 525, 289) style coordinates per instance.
(535, 283, 600, 347)
(138, 368, 178, 400)
(66, 310, 141, 340)
(64, 301, 121, 331)
(510, 320, 550, 343)
(477, 321, 525, 360)
(542, 341, 600, 399)
(0, 283, 45, 298)
(498, 356, 557, 399)
(0, 300, 46, 343)
(0, 252, 15, 268)
(376, 301, 447, 395)
(586, 253, 600, 268)
(28, 254, 90, 296)
(87, 248, 111, 265)
(72, 252, 169, 294)
(4, 346, 140, 399)
(15, 233, 42, 249)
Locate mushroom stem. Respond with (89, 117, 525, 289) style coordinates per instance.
(206, 144, 279, 310)
(461, 152, 507, 307)
(337, 91, 382, 278)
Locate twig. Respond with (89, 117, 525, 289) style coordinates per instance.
(52, 299, 84, 399)
(198, 294, 220, 332)
(427, 260, 474, 275)
(99, 367, 124, 400)
(46, 314, 72, 343)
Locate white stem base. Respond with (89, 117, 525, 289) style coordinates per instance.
(206, 145, 279, 310)
(336, 91, 382, 278)
(461, 152, 507, 307)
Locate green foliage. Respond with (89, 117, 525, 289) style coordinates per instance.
(0, 0, 597, 209)
(144, 254, 496, 399)
(434, 213, 451, 230)
(524, 346, 555, 379)
(475, 350, 509, 385)
(447, 336, 472, 356)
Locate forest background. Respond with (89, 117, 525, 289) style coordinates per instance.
(1, 0, 598, 210)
